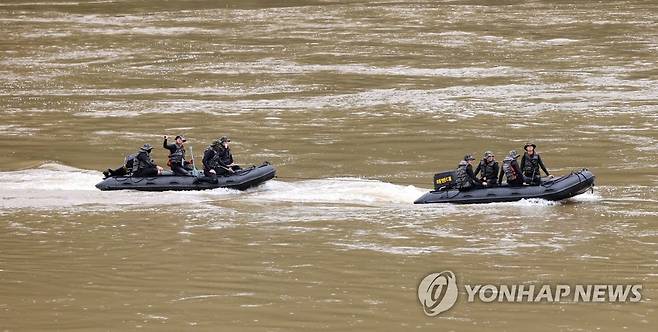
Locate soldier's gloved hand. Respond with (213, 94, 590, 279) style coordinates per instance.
(209, 169, 216, 174)
(163, 135, 168, 139)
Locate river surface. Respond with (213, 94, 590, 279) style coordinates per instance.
(1, 0, 657, 331)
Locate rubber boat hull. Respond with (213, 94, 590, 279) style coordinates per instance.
(95, 163, 275, 191)
(414, 169, 595, 204)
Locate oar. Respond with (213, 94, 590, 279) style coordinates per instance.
(189, 145, 199, 176)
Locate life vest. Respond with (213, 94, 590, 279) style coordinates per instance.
(502, 157, 518, 181)
(455, 160, 471, 189)
(217, 146, 233, 166)
(131, 151, 152, 174)
(168, 144, 185, 164)
(478, 159, 498, 180)
(522, 152, 540, 175)
(124, 154, 135, 171)
(204, 146, 222, 169)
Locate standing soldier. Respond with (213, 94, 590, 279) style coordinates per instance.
(521, 142, 550, 185)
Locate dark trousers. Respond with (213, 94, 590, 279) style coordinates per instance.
(106, 165, 128, 177)
(523, 173, 541, 186)
(133, 167, 158, 177)
(170, 162, 193, 176)
(212, 165, 241, 176)
(507, 178, 525, 187)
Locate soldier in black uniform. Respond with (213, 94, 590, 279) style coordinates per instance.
(214, 136, 240, 175)
(163, 135, 193, 176)
(202, 136, 241, 179)
(103, 144, 161, 178)
(131, 144, 163, 177)
(520, 143, 550, 185)
(474, 151, 499, 188)
(201, 139, 223, 183)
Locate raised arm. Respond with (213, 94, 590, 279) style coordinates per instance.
(162, 137, 175, 151)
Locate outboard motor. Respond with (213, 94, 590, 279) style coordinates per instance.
(433, 171, 456, 191)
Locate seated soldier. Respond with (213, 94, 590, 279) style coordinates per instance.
(499, 150, 524, 187)
(131, 143, 163, 177)
(203, 136, 240, 177)
(455, 154, 485, 191)
(474, 151, 499, 188)
(163, 135, 194, 176)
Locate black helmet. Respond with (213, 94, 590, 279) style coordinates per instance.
(483, 151, 494, 158)
(220, 136, 231, 143)
(140, 143, 152, 152)
(523, 142, 536, 151)
(508, 150, 520, 159)
(175, 135, 187, 142)
(464, 154, 475, 161)
(211, 139, 221, 147)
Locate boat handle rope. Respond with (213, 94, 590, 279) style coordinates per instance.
(113, 176, 158, 184)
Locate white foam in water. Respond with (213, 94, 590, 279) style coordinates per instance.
(0, 163, 235, 210)
(0, 163, 100, 191)
(245, 178, 427, 206)
(567, 191, 602, 202)
(0, 164, 580, 211)
(487, 198, 561, 207)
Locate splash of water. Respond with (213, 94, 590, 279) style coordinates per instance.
(0, 164, 580, 211)
(244, 178, 427, 206)
(0, 163, 235, 210)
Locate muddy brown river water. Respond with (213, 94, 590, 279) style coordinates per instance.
(0, 0, 657, 331)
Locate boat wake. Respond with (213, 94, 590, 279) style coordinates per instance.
(0, 163, 236, 210)
(243, 178, 427, 206)
(0, 164, 584, 211)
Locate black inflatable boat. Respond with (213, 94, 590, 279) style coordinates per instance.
(414, 169, 595, 204)
(95, 162, 275, 191)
